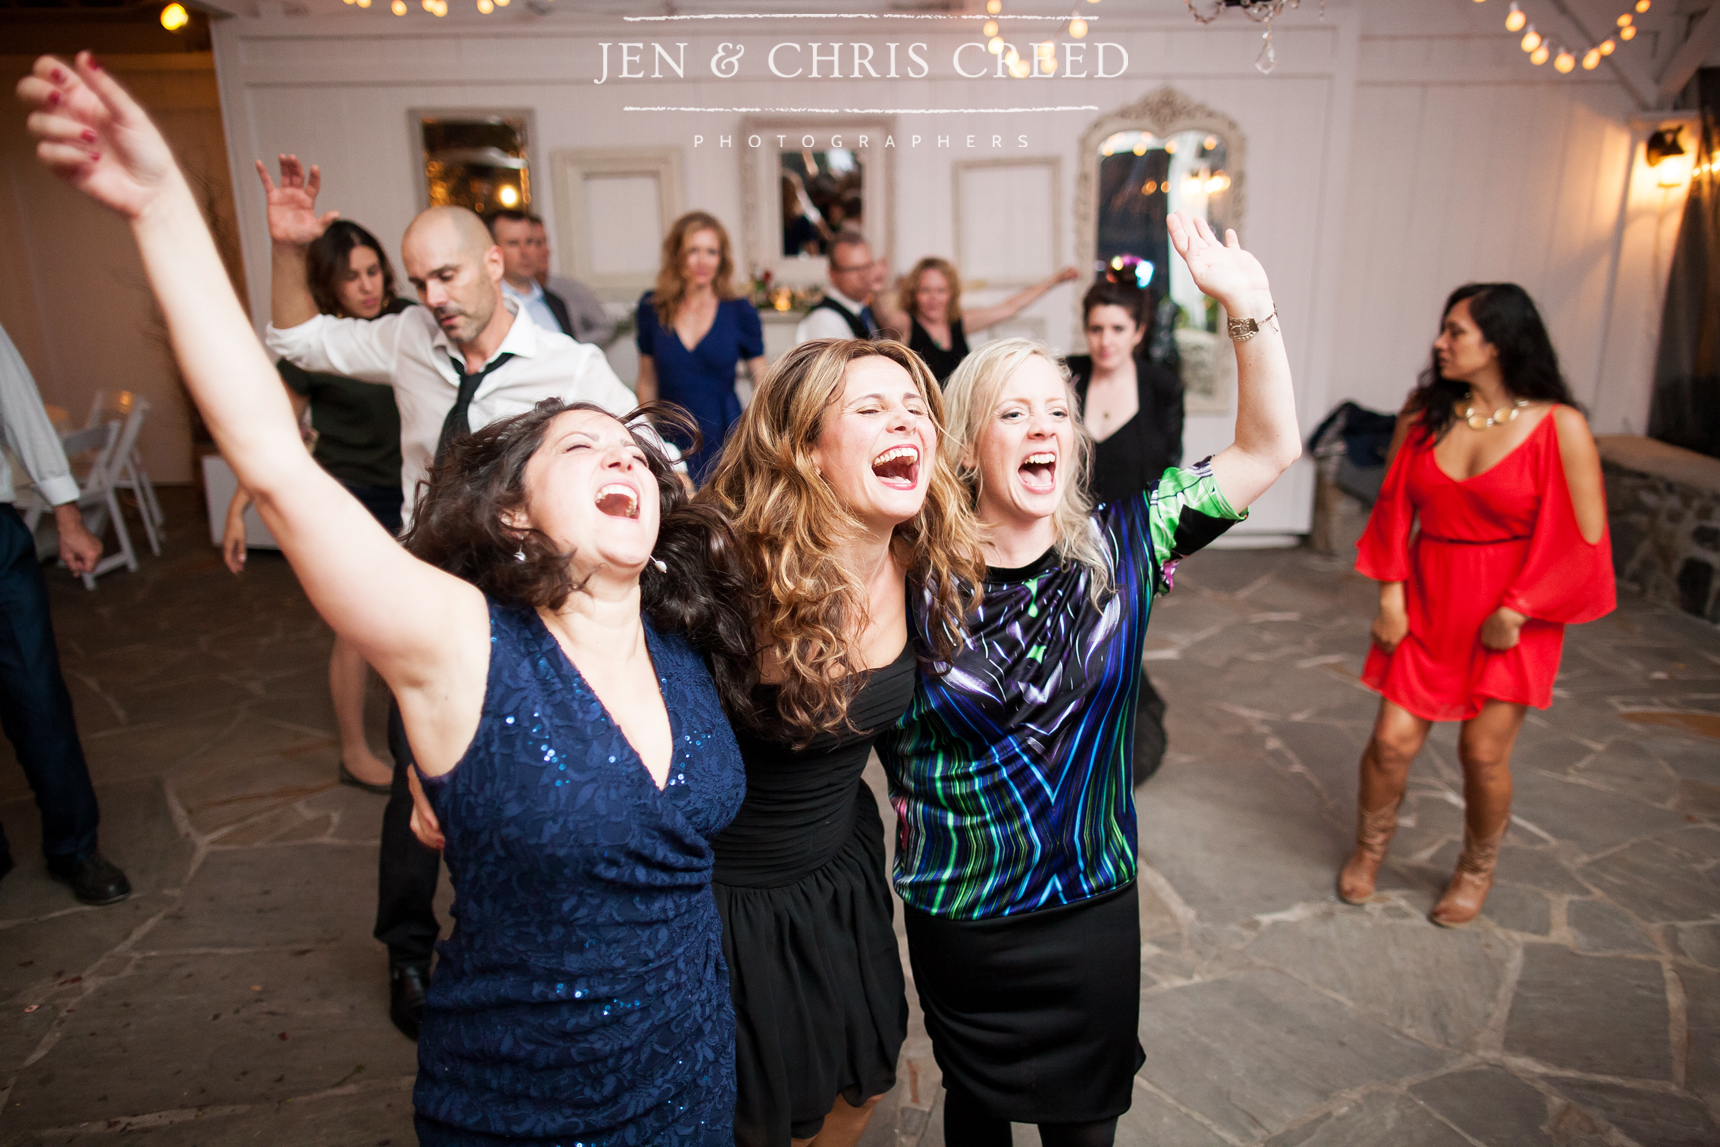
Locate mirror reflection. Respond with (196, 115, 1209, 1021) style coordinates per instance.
(780, 148, 864, 257)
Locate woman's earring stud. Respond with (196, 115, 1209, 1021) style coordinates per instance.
(651, 556, 668, 573)
(514, 549, 526, 563)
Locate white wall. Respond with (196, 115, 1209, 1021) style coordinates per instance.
(207, 0, 1691, 536)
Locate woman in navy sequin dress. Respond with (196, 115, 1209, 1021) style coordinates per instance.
(19, 67, 754, 1139)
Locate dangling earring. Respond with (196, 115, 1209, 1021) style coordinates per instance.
(651, 556, 668, 573)
(514, 548, 526, 563)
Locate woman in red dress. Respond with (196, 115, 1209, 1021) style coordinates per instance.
(1342, 283, 1613, 927)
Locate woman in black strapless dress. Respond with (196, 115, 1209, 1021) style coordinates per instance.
(699, 338, 984, 1146)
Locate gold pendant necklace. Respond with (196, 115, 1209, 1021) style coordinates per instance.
(1461, 396, 1529, 431)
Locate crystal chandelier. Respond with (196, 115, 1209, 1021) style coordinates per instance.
(1185, 0, 1325, 75)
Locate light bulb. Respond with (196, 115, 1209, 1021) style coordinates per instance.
(1531, 43, 1550, 64)
(1204, 134, 1219, 150)
(988, 36, 1004, 54)
(478, 0, 492, 10)
(1036, 41, 1055, 58)
(1636, 0, 1649, 10)
(392, 0, 406, 12)
(1163, 139, 1178, 154)
(1582, 48, 1600, 69)
(1600, 39, 1615, 54)
(986, 0, 1001, 12)
(983, 20, 997, 37)
(498, 185, 519, 207)
(1617, 13, 1632, 26)
(1009, 59, 1030, 78)
(1621, 24, 1636, 39)
(160, 1, 188, 28)
(1521, 27, 1541, 51)
(1003, 46, 1019, 64)
(356, 0, 370, 7)
(1132, 140, 1146, 156)
(1070, 16, 1088, 38)
(1505, 3, 1526, 32)
(1039, 54, 1056, 74)
(1141, 180, 1157, 195)
(1554, 49, 1575, 72)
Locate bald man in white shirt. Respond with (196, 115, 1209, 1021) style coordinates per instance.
(257, 155, 642, 1041)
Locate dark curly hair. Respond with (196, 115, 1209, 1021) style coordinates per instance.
(1407, 283, 1579, 440)
(306, 220, 398, 318)
(403, 400, 753, 664)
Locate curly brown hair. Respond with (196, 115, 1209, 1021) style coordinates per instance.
(306, 220, 397, 318)
(652, 211, 738, 328)
(403, 399, 752, 663)
(698, 339, 984, 743)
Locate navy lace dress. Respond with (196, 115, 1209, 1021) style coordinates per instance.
(415, 601, 747, 1146)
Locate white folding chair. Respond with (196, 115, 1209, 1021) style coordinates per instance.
(24, 421, 138, 590)
(84, 389, 162, 555)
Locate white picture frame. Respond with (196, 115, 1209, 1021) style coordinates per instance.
(550, 147, 685, 301)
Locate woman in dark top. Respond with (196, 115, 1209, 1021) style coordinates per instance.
(877, 256, 1077, 384)
(1066, 279, 1186, 505)
(697, 338, 984, 1147)
(636, 211, 767, 482)
(1066, 280, 1187, 785)
(26, 60, 753, 1145)
(222, 219, 409, 792)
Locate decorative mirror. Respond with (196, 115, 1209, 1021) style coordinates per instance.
(411, 110, 536, 215)
(1077, 88, 1246, 413)
(742, 116, 894, 287)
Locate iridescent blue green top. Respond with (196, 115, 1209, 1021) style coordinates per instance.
(415, 601, 745, 1145)
(877, 460, 1244, 920)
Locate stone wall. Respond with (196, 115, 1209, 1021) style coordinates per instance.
(1598, 435, 1720, 625)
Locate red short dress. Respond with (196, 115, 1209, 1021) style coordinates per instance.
(1355, 407, 1615, 722)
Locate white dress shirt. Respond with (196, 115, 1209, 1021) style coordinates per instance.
(794, 287, 873, 344)
(266, 299, 636, 525)
(500, 278, 568, 340)
(0, 323, 78, 508)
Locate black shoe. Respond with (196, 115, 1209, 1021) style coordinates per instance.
(339, 761, 393, 795)
(0, 853, 14, 883)
(46, 852, 132, 906)
(390, 963, 430, 1041)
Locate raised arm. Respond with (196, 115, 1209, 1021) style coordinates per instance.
(962, 266, 1079, 334)
(258, 155, 336, 330)
(1168, 214, 1300, 511)
(19, 55, 487, 756)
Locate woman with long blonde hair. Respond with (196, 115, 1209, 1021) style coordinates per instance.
(635, 210, 767, 480)
(877, 216, 1300, 1147)
(697, 338, 984, 1147)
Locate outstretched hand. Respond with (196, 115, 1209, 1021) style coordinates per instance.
(1167, 212, 1271, 311)
(256, 154, 338, 247)
(16, 53, 179, 221)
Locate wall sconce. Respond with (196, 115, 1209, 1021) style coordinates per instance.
(1647, 127, 1694, 187)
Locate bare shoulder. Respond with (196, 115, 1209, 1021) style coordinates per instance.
(1549, 404, 1598, 456)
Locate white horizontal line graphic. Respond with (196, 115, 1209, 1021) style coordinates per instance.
(623, 13, 1095, 20)
(624, 106, 1102, 114)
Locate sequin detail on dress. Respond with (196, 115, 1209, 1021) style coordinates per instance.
(414, 601, 746, 1146)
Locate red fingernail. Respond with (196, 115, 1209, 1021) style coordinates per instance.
(50, 68, 65, 83)
(46, 90, 60, 106)
(81, 129, 97, 143)
(88, 151, 100, 162)
(87, 55, 102, 72)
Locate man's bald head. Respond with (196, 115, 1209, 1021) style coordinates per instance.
(401, 205, 505, 348)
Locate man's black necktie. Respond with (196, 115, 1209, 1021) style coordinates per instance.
(435, 352, 517, 462)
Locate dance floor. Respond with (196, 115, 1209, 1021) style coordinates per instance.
(1, 488, 1716, 1146)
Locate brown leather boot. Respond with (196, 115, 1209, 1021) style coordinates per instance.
(1430, 821, 1507, 928)
(1337, 799, 1401, 905)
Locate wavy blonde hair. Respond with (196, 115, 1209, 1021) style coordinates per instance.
(897, 256, 962, 325)
(699, 338, 984, 743)
(941, 337, 1113, 604)
(652, 211, 737, 327)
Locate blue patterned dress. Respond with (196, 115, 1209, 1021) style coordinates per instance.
(415, 601, 746, 1146)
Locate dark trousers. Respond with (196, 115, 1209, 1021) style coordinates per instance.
(374, 698, 441, 968)
(0, 504, 100, 865)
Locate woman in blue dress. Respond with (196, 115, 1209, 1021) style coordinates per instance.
(22, 56, 751, 1145)
(637, 211, 767, 482)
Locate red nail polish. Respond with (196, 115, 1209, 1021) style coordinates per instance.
(46, 90, 60, 106)
(87, 55, 101, 72)
(81, 129, 97, 144)
(50, 68, 64, 83)
(88, 151, 100, 162)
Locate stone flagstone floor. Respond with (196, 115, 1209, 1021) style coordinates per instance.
(0, 490, 1716, 1146)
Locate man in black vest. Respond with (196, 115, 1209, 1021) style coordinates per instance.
(487, 209, 576, 339)
(794, 231, 884, 344)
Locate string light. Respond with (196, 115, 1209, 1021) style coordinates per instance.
(1636, 0, 1650, 10)
(1621, 24, 1636, 39)
(1506, 3, 1526, 32)
(1554, 48, 1575, 72)
(1600, 39, 1616, 54)
(988, 36, 1004, 54)
(159, 2, 188, 29)
(391, 0, 406, 12)
(1617, 12, 1632, 26)
(1069, 15, 1088, 37)
(987, 0, 1001, 12)
(983, 20, 998, 37)
(1521, 26, 1541, 51)
(1531, 42, 1550, 64)
(477, 0, 493, 11)
(1582, 47, 1601, 68)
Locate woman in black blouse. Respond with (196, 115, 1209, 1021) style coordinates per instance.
(1066, 279, 1186, 786)
(877, 257, 1077, 384)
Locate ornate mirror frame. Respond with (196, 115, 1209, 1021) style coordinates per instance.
(1076, 87, 1247, 413)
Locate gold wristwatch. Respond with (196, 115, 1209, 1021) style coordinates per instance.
(1227, 308, 1278, 343)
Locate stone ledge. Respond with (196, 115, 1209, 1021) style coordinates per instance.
(1598, 434, 1720, 624)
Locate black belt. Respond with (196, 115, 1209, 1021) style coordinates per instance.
(1419, 533, 1531, 545)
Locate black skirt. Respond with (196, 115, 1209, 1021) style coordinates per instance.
(904, 882, 1144, 1124)
(714, 790, 907, 1145)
